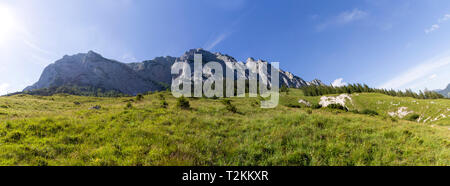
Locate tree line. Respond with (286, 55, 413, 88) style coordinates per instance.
(300, 83, 445, 99)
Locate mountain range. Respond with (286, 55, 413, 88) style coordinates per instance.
(24, 48, 324, 95)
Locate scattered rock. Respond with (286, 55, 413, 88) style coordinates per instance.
(319, 94, 352, 109)
(388, 107, 412, 118)
(423, 116, 431, 123)
(298, 99, 311, 107)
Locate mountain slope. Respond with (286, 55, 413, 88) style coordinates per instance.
(24, 51, 164, 95)
(24, 49, 323, 95)
(0, 91, 448, 165)
(437, 84, 450, 98)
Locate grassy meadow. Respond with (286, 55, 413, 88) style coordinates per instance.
(0, 89, 448, 166)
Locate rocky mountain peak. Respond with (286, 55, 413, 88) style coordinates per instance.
(178, 48, 238, 63)
(24, 48, 325, 95)
(86, 50, 103, 58)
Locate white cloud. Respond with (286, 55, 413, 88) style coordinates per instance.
(204, 33, 229, 50)
(438, 14, 450, 23)
(332, 78, 348, 87)
(337, 9, 368, 24)
(317, 9, 368, 31)
(379, 53, 450, 90)
(425, 24, 440, 34)
(0, 83, 10, 95)
(425, 14, 450, 34)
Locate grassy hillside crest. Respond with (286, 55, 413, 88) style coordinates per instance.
(0, 89, 448, 166)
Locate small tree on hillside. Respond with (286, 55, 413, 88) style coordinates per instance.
(176, 96, 190, 109)
(136, 94, 144, 101)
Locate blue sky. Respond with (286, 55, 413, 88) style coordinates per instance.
(1, 0, 450, 95)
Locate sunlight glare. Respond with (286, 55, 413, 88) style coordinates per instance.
(0, 4, 16, 44)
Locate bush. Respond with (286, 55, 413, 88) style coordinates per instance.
(360, 109, 378, 116)
(221, 99, 238, 113)
(125, 102, 133, 109)
(5, 131, 24, 142)
(285, 103, 301, 108)
(350, 110, 360, 114)
(306, 109, 313, 114)
(406, 114, 420, 121)
(176, 96, 190, 109)
(390, 116, 398, 122)
(280, 85, 289, 94)
(160, 100, 168, 108)
(311, 103, 322, 109)
(327, 104, 348, 111)
(158, 94, 165, 101)
(136, 94, 144, 101)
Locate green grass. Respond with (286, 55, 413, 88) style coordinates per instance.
(0, 90, 448, 166)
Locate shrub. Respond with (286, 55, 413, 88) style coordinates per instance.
(306, 109, 313, 114)
(390, 116, 398, 122)
(136, 94, 144, 101)
(360, 109, 378, 116)
(311, 103, 322, 109)
(125, 102, 133, 109)
(350, 110, 360, 114)
(158, 94, 165, 101)
(280, 85, 289, 94)
(221, 99, 238, 113)
(285, 103, 301, 108)
(406, 114, 420, 121)
(327, 104, 348, 111)
(160, 100, 168, 108)
(176, 96, 190, 109)
(313, 121, 325, 129)
(251, 100, 260, 107)
(5, 131, 24, 142)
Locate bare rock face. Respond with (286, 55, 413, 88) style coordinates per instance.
(24, 49, 323, 95)
(127, 56, 177, 86)
(24, 51, 164, 95)
(308, 79, 326, 86)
